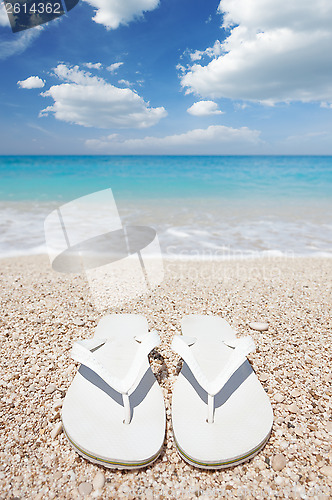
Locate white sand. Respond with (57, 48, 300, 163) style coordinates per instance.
(0, 255, 331, 498)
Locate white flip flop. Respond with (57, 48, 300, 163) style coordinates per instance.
(62, 314, 166, 469)
(171, 315, 273, 469)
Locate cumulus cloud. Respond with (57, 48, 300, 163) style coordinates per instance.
(40, 64, 167, 129)
(82, 0, 159, 29)
(83, 62, 102, 69)
(187, 101, 223, 116)
(107, 62, 124, 73)
(189, 41, 223, 62)
(181, 0, 332, 105)
(85, 125, 261, 154)
(17, 76, 45, 89)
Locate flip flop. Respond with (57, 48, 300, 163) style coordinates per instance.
(171, 315, 273, 469)
(62, 314, 166, 469)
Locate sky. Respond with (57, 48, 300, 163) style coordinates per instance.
(1, 0, 332, 155)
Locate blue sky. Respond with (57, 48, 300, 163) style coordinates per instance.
(1, 0, 332, 155)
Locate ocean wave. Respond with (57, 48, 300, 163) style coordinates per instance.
(0, 200, 331, 260)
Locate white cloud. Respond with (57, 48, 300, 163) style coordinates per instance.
(107, 62, 124, 73)
(0, 2, 9, 26)
(17, 76, 45, 89)
(189, 41, 223, 62)
(40, 64, 167, 129)
(0, 27, 42, 60)
(286, 131, 328, 142)
(85, 124, 261, 154)
(51, 64, 101, 85)
(235, 102, 249, 110)
(82, 0, 159, 29)
(83, 62, 102, 70)
(176, 64, 186, 75)
(118, 79, 132, 87)
(187, 101, 223, 116)
(321, 102, 332, 109)
(181, 0, 332, 105)
(279, 130, 331, 154)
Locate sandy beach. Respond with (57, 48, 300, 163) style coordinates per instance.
(0, 255, 331, 499)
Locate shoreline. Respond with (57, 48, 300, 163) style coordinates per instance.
(0, 255, 331, 498)
(1, 250, 332, 261)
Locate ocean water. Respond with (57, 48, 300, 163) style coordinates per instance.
(0, 155, 331, 259)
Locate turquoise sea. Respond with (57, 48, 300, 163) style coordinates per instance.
(0, 155, 331, 258)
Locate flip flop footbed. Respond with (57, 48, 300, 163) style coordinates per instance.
(172, 316, 273, 468)
(62, 315, 165, 468)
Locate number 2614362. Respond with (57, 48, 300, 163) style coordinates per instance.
(5, 2, 62, 15)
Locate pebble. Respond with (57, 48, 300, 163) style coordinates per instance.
(78, 482, 92, 496)
(272, 454, 287, 471)
(291, 389, 301, 398)
(307, 471, 316, 482)
(45, 384, 57, 395)
(249, 322, 269, 332)
(93, 471, 105, 491)
(73, 319, 85, 326)
(274, 476, 284, 486)
(50, 422, 63, 439)
(274, 393, 285, 403)
(320, 466, 332, 477)
(279, 440, 289, 451)
(288, 403, 299, 414)
(1, 254, 331, 499)
(68, 470, 76, 481)
(53, 399, 63, 410)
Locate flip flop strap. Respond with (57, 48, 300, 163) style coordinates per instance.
(172, 335, 255, 423)
(71, 330, 160, 398)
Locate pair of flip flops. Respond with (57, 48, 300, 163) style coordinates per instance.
(62, 314, 273, 469)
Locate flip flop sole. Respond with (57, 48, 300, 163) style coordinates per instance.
(174, 430, 271, 470)
(61, 315, 166, 470)
(172, 316, 273, 470)
(63, 425, 163, 469)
